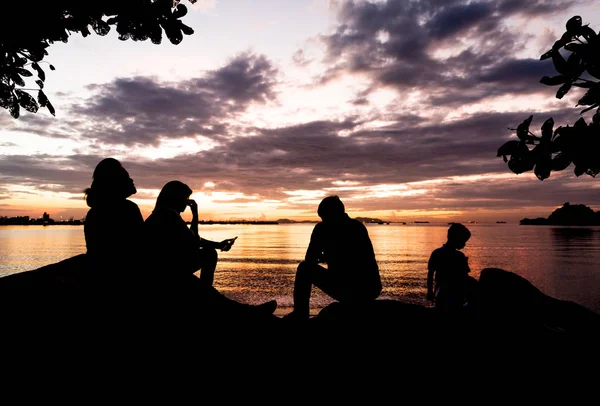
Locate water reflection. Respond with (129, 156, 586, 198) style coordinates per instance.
(1, 223, 599, 314)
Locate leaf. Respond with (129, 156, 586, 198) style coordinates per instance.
(556, 82, 572, 99)
(15, 89, 39, 113)
(573, 82, 594, 88)
(534, 159, 552, 180)
(508, 155, 535, 175)
(516, 115, 534, 140)
(35, 79, 44, 89)
(541, 118, 554, 142)
(574, 164, 586, 177)
(564, 43, 586, 53)
(574, 117, 587, 128)
(552, 39, 566, 51)
(16, 68, 33, 77)
(8, 99, 20, 119)
(11, 74, 25, 87)
(551, 126, 575, 149)
(81, 26, 91, 37)
(150, 24, 162, 44)
(173, 4, 188, 18)
(552, 51, 568, 75)
(49, 65, 55, 71)
(540, 49, 553, 60)
(496, 140, 522, 158)
(579, 25, 597, 41)
(32, 62, 45, 82)
(0, 87, 13, 109)
(46, 99, 55, 116)
(180, 23, 194, 35)
(540, 75, 567, 86)
(551, 152, 573, 171)
(576, 85, 600, 106)
(29, 48, 45, 62)
(164, 26, 183, 45)
(566, 16, 582, 33)
(581, 104, 600, 114)
(92, 19, 111, 36)
(566, 52, 583, 77)
(38, 90, 49, 107)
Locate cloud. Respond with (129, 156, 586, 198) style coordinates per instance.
(2, 0, 598, 221)
(317, 0, 578, 104)
(5, 52, 278, 148)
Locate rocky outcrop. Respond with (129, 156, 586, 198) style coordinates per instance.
(521, 202, 600, 225)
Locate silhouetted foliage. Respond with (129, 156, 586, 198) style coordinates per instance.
(0, 0, 197, 118)
(497, 16, 600, 180)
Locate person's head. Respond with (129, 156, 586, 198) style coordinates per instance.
(155, 180, 193, 213)
(447, 223, 471, 249)
(84, 158, 136, 207)
(317, 195, 345, 223)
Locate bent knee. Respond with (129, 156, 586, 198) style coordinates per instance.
(297, 261, 319, 274)
(203, 247, 218, 263)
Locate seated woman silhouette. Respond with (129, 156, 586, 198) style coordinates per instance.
(142, 180, 277, 325)
(82, 158, 145, 321)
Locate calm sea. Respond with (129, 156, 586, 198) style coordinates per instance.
(1, 223, 599, 315)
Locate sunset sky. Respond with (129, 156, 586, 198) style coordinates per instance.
(1, 0, 600, 223)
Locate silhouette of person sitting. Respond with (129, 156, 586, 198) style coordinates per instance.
(427, 223, 472, 314)
(80, 158, 145, 327)
(142, 180, 278, 326)
(84, 158, 144, 276)
(284, 195, 382, 321)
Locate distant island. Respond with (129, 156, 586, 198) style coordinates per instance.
(277, 217, 393, 224)
(0, 212, 83, 226)
(520, 202, 600, 226)
(355, 217, 390, 224)
(275, 219, 317, 224)
(194, 220, 279, 225)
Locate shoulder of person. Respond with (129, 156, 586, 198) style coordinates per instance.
(433, 245, 446, 253)
(144, 208, 177, 224)
(348, 217, 363, 226)
(429, 246, 444, 258)
(84, 206, 96, 219)
(123, 199, 143, 213)
(123, 199, 140, 209)
(455, 250, 467, 259)
(313, 221, 325, 232)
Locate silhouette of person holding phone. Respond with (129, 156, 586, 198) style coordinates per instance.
(284, 195, 382, 321)
(143, 180, 277, 326)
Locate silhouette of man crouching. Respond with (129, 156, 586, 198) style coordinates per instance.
(285, 196, 382, 321)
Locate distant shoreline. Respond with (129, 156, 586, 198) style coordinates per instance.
(191, 220, 280, 225)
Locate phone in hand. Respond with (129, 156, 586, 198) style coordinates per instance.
(222, 236, 238, 251)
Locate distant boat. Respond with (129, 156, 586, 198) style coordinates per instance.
(496, 221, 507, 224)
(414, 221, 429, 224)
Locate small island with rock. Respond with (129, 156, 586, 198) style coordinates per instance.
(520, 202, 600, 226)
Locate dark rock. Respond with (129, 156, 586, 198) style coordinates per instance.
(478, 267, 600, 337)
(520, 202, 600, 226)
